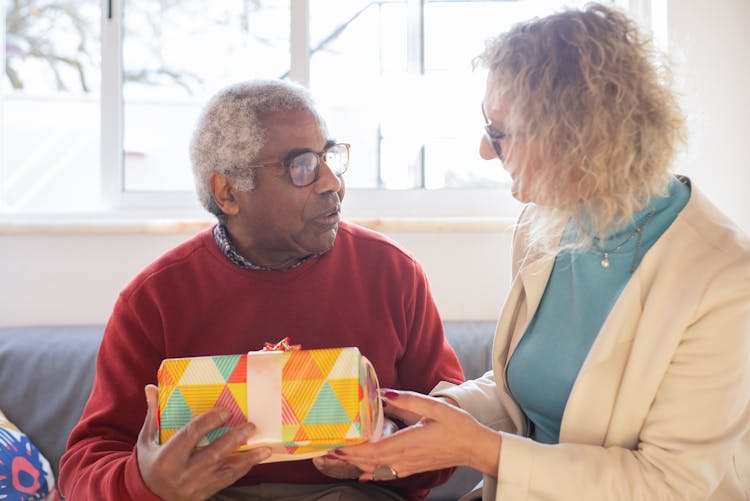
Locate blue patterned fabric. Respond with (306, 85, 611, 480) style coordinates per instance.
(0, 410, 57, 501)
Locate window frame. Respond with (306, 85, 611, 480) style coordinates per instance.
(100, 0, 528, 219)
(2, 0, 654, 219)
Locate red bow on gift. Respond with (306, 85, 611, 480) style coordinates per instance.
(262, 337, 302, 352)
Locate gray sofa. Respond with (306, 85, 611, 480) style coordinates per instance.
(0, 321, 495, 500)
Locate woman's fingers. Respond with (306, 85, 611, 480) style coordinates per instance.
(331, 392, 488, 480)
(380, 389, 461, 423)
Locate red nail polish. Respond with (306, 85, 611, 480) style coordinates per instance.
(333, 449, 346, 456)
(358, 477, 369, 483)
(384, 391, 399, 400)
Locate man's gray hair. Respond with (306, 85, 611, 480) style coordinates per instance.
(190, 79, 321, 215)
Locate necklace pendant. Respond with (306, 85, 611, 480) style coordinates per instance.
(601, 253, 611, 268)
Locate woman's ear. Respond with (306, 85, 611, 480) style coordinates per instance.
(209, 172, 240, 216)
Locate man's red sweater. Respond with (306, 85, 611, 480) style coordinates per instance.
(59, 221, 464, 500)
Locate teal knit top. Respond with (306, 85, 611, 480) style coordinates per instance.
(506, 176, 690, 444)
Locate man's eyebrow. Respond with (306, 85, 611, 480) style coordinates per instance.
(284, 139, 337, 159)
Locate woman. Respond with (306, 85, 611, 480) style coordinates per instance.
(331, 3, 750, 499)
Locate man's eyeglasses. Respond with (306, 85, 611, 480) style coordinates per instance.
(251, 142, 350, 187)
(482, 103, 508, 161)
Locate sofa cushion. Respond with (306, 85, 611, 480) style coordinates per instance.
(443, 321, 495, 380)
(0, 409, 59, 500)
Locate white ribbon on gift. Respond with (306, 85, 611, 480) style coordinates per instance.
(245, 350, 283, 449)
(243, 349, 384, 463)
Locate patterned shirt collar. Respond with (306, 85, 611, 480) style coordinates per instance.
(212, 221, 315, 271)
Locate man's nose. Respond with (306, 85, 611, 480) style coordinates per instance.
(314, 160, 343, 193)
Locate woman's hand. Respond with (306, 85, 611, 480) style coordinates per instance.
(312, 417, 402, 479)
(333, 390, 502, 481)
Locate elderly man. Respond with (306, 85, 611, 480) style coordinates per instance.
(59, 79, 463, 501)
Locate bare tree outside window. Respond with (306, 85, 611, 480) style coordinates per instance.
(5, 0, 97, 93)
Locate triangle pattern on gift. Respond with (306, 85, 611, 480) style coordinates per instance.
(158, 385, 175, 414)
(303, 423, 352, 440)
(160, 387, 194, 429)
(227, 355, 247, 383)
(159, 427, 178, 444)
(213, 354, 242, 382)
(180, 384, 225, 416)
(293, 444, 324, 455)
(158, 365, 176, 387)
(326, 378, 360, 421)
(282, 424, 300, 443)
(294, 426, 310, 442)
(205, 426, 231, 444)
(281, 395, 299, 425)
(282, 350, 324, 380)
(227, 383, 247, 416)
(282, 379, 324, 422)
(179, 358, 226, 384)
(310, 348, 342, 377)
(304, 382, 351, 424)
(326, 350, 359, 379)
(345, 422, 362, 439)
(164, 358, 191, 385)
(215, 386, 246, 426)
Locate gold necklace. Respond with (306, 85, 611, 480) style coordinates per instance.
(592, 209, 656, 272)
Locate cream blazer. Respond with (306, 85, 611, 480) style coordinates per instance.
(434, 179, 750, 500)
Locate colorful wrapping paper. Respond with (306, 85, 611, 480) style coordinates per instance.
(157, 346, 383, 462)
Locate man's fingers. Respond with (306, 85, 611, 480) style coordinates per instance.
(207, 448, 272, 491)
(219, 446, 273, 474)
(139, 384, 160, 445)
(242, 446, 273, 465)
(191, 422, 257, 467)
(312, 455, 362, 479)
(167, 407, 231, 456)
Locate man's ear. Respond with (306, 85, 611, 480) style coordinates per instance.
(210, 172, 240, 216)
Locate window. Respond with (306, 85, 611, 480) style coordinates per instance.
(2, 0, 101, 213)
(1, 0, 633, 218)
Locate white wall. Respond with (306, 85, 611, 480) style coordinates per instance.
(0, 229, 512, 326)
(1, 1, 749, 328)
(668, 0, 750, 233)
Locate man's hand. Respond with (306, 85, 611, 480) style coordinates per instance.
(312, 455, 362, 479)
(137, 384, 271, 501)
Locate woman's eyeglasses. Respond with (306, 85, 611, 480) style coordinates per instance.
(482, 104, 508, 161)
(250, 142, 350, 187)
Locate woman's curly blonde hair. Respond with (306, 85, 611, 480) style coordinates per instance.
(480, 2, 686, 252)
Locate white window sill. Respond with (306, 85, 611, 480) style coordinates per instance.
(0, 216, 515, 235)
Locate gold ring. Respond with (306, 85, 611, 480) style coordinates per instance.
(372, 464, 399, 481)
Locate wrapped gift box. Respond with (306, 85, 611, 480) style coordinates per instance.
(157, 345, 383, 462)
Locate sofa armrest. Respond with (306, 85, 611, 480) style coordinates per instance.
(0, 325, 104, 478)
